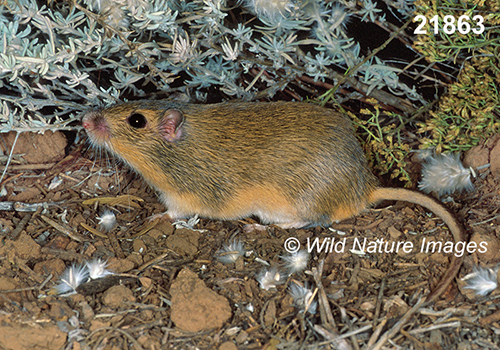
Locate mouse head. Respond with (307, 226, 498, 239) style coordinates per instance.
(82, 102, 185, 148)
(82, 101, 187, 174)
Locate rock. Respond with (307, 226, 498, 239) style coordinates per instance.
(102, 285, 136, 309)
(170, 268, 231, 332)
(0, 131, 67, 164)
(0, 315, 66, 350)
(165, 229, 200, 256)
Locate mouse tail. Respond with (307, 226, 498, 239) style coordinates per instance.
(370, 187, 467, 304)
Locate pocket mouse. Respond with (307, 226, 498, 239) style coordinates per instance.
(82, 100, 467, 302)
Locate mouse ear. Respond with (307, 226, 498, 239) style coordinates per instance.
(159, 109, 185, 142)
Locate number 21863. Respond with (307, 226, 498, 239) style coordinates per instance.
(414, 15, 485, 35)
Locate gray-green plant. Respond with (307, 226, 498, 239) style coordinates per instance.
(0, 0, 420, 134)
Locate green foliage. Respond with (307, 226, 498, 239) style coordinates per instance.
(351, 104, 412, 185)
(413, 0, 500, 152)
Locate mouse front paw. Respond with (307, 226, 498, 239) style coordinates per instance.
(147, 211, 175, 222)
(148, 208, 191, 223)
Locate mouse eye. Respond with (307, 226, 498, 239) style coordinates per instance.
(128, 113, 147, 128)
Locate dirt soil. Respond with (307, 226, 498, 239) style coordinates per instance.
(1, 131, 500, 350)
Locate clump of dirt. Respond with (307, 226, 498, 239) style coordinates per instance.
(0, 131, 67, 164)
(0, 315, 66, 350)
(170, 268, 232, 332)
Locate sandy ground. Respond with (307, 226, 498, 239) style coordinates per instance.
(1, 130, 500, 349)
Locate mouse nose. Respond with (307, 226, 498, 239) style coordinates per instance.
(82, 112, 111, 142)
(82, 118, 92, 130)
(82, 112, 96, 131)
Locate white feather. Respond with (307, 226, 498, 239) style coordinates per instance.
(418, 152, 473, 196)
(85, 258, 113, 279)
(56, 264, 89, 295)
(97, 210, 117, 232)
(281, 250, 309, 274)
(217, 238, 246, 264)
(288, 282, 317, 314)
(257, 267, 284, 290)
(462, 266, 499, 297)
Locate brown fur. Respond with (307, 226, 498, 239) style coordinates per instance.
(83, 100, 466, 303)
